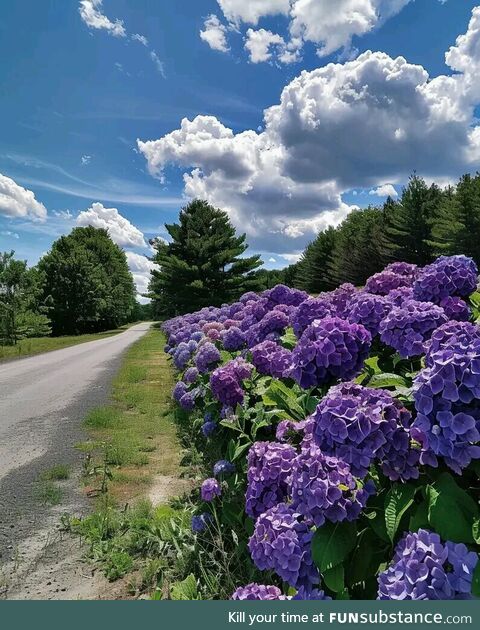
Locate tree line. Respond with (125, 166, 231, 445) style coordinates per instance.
(289, 172, 480, 293)
(0, 226, 144, 345)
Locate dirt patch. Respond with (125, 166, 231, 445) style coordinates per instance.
(147, 475, 194, 506)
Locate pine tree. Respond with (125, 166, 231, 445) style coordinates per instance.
(328, 207, 387, 286)
(149, 200, 262, 316)
(430, 174, 480, 264)
(382, 175, 443, 265)
(295, 227, 338, 293)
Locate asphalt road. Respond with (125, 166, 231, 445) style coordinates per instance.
(0, 322, 152, 560)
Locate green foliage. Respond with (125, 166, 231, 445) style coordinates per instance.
(0, 251, 51, 345)
(149, 200, 262, 317)
(38, 226, 136, 335)
(384, 484, 416, 543)
(311, 522, 357, 572)
(295, 227, 338, 293)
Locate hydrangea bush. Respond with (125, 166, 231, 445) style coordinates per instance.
(163, 255, 480, 600)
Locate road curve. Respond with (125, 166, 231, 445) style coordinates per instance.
(0, 322, 152, 481)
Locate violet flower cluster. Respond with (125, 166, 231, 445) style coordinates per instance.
(379, 300, 448, 358)
(210, 358, 253, 407)
(346, 293, 389, 336)
(246, 441, 296, 519)
(250, 340, 292, 378)
(292, 297, 334, 337)
(287, 317, 371, 388)
(248, 503, 319, 588)
(290, 445, 375, 527)
(378, 529, 478, 600)
(413, 255, 478, 304)
(310, 382, 422, 481)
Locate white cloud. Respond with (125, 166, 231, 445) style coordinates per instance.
(200, 15, 230, 52)
(0, 173, 47, 222)
(52, 210, 74, 220)
(76, 202, 146, 248)
(140, 8, 480, 253)
(209, 0, 413, 63)
(245, 28, 286, 63)
(78, 0, 126, 37)
(280, 253, 302, 263)
(369, 184, 398, 198)
(150, 51, 166, 77)
(125, 251, 156, 299)
(268, 257, 277, 262)
(81, 154, 92, 165)
(217, 0, 290, 25)
(0, 230, 20, 239)
(132, 33, 149, 46)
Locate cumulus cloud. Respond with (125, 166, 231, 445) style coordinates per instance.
(76, 202, 146, 247)
(140, 7, 480, 253)
(132, 33, 148, 46)
(245, 28, 287, 63)
(200, 15, 230, 52)
(78, 0, 126, 37)
(207, 0, 413, 63)
(0, 173, 47, 222)
(369, 184, 398, 198)
(125, 251, 155, 299)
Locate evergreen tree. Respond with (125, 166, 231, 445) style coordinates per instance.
(295, 227, 338, 293)
(38, 226, 136, 335)
(382, 175, 443, 265)
(149, 200, 263, 316)
(329, 207, 387, 286)
(430, 174, 480, 264)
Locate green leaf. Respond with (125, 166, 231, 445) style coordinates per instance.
(384, 484, 416, 543)
(347, 529, 378, 587)
(426, 473, 479, 543)
(323, 564, 344, 593)
(409, 501, 429, 532)
(368, 373, 408, 389)
(262, 381, 305, 420)
(472, 518, 480, 545)
(170, 574, 199, 600)
(472, 561, 480, 598)
(232, 441, 251, 461)
(280, 327, 297, 350)
(311, 522, 357, 572)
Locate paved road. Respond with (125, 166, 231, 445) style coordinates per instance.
(0, 322, 152, 561)
(0, 322, 152, 481)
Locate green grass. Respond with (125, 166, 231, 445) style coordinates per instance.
(0, 325, 134, 362)
(80, 328, 183, 501)
(35, 480, 63, 505)
(40, 464, 70, 481)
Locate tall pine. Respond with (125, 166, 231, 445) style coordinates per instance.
(149, 200, 262, 316)
(382, 175, 443, 265)
(295, 227, 338, 293)
(430, 174, 480, 264)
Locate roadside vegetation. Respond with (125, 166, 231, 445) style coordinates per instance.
(64, 326, 194, 596)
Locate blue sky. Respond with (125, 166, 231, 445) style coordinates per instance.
(1, 0, 480, 298)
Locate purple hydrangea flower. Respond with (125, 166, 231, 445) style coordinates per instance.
(195, 342, 221, 373)
(183, 367, 199, 384)
(213, 460, 235, 476)
(311, 382, 422, 481)
(290, 445, 375, 527)
(287, 317, 372, 388)
(439, 296, 471, 322)
(292, 587, 332, 600)
(347, 293, 389, 336)
(379, 300, 448, 358)
(425, 321, 480, 363)
(385, 261, 418, 278)
(250, 340, 292, 378)
(378, 529, 478, 600)
(265, 284, 308, 307)
(201, 478, 221, 502)
(246, 441, 296, 519)
(202, 420, 217, 437)
(191, 512, 212, 533)
(365, 271, 412, 296)
(323, 283, 358, 318)
(221, 326, 247, 351)
(248, 503, 319, 588)
(246, 310, 290, 347)
(385, 286, 415, 307)
(413, 255, 478, 303)
(231, 584, 286, 600)
(413, 334, 480, 473)
(172, 381, 187, 402)
(292, 297, 334, 337)
(210, 358, 253, 407)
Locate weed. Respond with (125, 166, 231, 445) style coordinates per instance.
(84, 407, 119, 429)
(40, 464, 70, 481)
(35, 480, 62, 505)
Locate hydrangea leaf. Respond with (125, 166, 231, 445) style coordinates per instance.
(384, 483, 416, 543)
(368, 373, 408, 390)
(426, 473, 479, 543)
(311, 521, 357, 573)
(323, 564, 345, 593)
